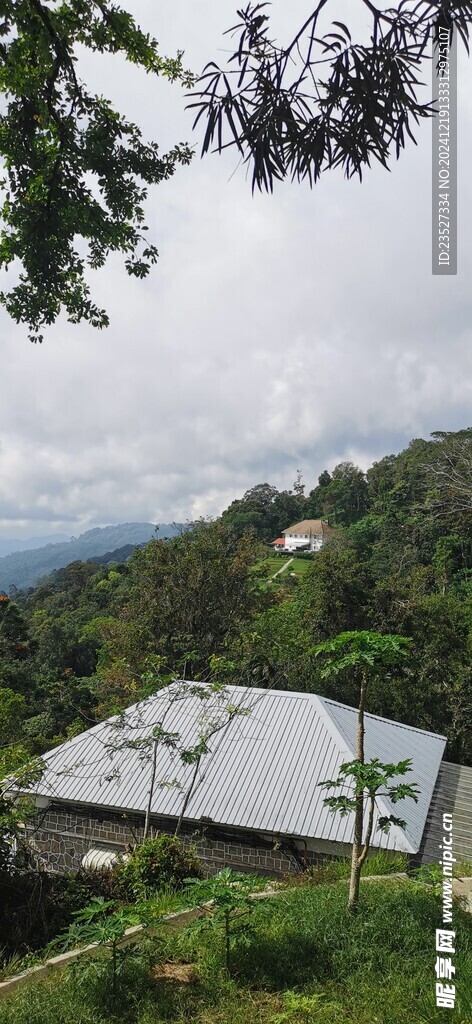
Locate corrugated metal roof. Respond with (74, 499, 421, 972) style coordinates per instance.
(418, 761, 472, 865)
(317, 697, 447, 852)
(21, 683, 447, 853)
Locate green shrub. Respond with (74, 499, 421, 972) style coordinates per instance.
(0, 865, 129, 969)
(184, 868, 267, 973)
(117, 835, 202, 898)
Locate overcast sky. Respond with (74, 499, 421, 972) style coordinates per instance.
(1, 1, 471, 539)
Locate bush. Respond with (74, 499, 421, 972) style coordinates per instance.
(0, 869, 100, 963)
(117, 835, 202, 898)
(0, 864, 129, 968)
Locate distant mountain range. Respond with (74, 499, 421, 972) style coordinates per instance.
(0, 534, 71, 557)
(0, 523, 182, 593)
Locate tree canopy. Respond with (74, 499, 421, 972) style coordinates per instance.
(0, 427, 471, 775)
(1, 3, 470, 340)
(0, 0, 193, 341)
(191, 1, 470, 192)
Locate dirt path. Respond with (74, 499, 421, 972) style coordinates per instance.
(270, 557, 294, 580)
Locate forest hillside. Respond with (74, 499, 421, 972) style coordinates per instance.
(0, 523, 182, 593)
(1, 428, 470, 769)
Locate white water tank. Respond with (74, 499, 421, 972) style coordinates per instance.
(81, 847, 129, 871)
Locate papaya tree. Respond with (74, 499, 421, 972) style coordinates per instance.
(319, 756, 420, 910)
(312, 630, 415, 913)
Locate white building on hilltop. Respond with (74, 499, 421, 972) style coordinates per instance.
(281, 519, 336, 552)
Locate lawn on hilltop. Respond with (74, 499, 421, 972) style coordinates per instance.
(257, 553, 313, 585)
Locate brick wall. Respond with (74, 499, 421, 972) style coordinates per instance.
(25, 804, 314, 877)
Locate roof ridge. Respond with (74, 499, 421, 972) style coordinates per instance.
(321, 696, 447, 741)
(309, 694, 353, 757)
(315, 695, 419, 853)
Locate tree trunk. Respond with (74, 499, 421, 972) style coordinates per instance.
(143, 738, 158, 840)
(358, 793, 375, 869)
(174, 754, 202, 837)
(348, 673, 367, 914)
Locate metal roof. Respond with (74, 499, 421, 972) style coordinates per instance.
(22, 683, 446, 853)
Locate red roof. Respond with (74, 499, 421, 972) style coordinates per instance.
(271, 538, 285, 546)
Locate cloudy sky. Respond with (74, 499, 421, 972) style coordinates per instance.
(1, 1, 471, 539)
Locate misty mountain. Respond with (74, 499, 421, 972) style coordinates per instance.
(0, 523, 182, 593)
(0, 534, 71, 557)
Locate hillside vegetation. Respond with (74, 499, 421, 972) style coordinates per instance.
(0, 878, 471, 1024)
(0, 523, 182, 593)
(0, 428, 471, 767)
(0, 536, 70, 558)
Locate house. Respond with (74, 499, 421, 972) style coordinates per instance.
(10, 682, 471, 876)
(280, 519, 336, 553)
(270, 538, 286, 551)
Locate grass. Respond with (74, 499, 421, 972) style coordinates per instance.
(1, 877, 471, 1024)
(284, 558, 312, 578)
(0, 887, 187, 982)
(256, 555, 313, 585)
(287, 849, 408, 885)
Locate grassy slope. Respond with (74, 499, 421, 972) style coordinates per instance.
(257, 555, 312, 583)
(1, 878, 471, 1024)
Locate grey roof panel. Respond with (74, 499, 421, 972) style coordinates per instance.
(318, 696, 447, 851)
(22, 683, 447, 853)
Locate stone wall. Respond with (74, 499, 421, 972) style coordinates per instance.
(25, 803, 313, 877)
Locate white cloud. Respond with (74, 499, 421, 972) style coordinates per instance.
(0, 1, 471, 537)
